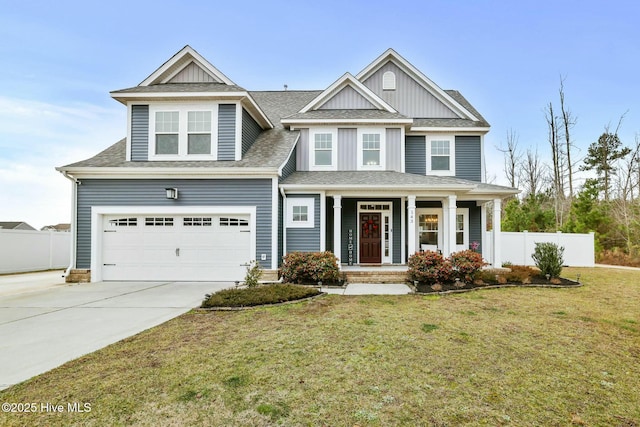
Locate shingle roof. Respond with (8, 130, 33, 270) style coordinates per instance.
(282, 109, 410, 122)
(110, 82, 247, 94)
(281, 171, 517, 194)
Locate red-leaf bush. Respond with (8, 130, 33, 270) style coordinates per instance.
(449, 249, 488, 281)
(281, 251, 341, 284)
(407, 250, 453, 284)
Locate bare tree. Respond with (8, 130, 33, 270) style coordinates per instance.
(559, 76, 577, 199)
(520, 148, 547, 198)
(545, 102, 565, 200)
(497, 128, 521, 188)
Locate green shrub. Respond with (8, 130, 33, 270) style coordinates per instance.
(531, 242, 564, 278)
(202, 284, 321, 308)
(407, 250, 453, 284)
(244, 260, 262, 288)
(281, 251, 340, 284)
(449, 249, 487, 281)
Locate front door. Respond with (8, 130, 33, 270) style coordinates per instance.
(360, 213, 382, 263)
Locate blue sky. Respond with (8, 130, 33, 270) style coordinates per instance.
(1, 0, 638, 229)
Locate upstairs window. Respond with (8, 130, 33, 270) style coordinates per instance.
(187, 111, 212, 154)
(155, 112, 179, 154)
(314, 133, 333, 166)
(362, 133, 381, 166)
(427, 137, 455, 175)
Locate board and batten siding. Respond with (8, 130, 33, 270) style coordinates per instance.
(131, 105, 149, 161)
(318, 86, 377, 110)
(455, 136, 482, 182)
(296, 129, 309, 170)
(338, 128, 357, 170)
(217, 104, 236, 160)
(363, 62, 459, 119)
(167, 62, 218, 83)
(386, 128, 402, 172)
(285, 194, 321, 252)
(405, 135, 426, 175)
(75, 178, 273, 269)
(242, 108, 262, 156)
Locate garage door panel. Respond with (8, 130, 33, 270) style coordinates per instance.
(101, 213, 252, 281)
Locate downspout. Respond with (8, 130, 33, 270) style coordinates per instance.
(60, 171, 79, 279)
(279, 187, 287, 258)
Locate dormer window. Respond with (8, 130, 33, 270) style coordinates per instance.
(155, 112, 179, 154)
(382, 71, 396, 90)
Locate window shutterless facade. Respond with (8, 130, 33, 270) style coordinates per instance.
(357, 128, 385, 170)
(309, 128, 337, 170)
(426, 136, 455, 176)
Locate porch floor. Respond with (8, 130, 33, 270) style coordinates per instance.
(341, 264, 408, 272)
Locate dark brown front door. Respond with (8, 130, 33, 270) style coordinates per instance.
(360, 213, 382, 263)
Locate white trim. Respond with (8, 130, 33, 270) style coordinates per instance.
(271, 178, 279, 270)
(407, 196, 417, 256)
(410, 127, 490, 133)
(426, 135, 456, 176)
(308, 128, 338, 171)
(319, 191, 326, 251)
(112, 91, 248, 101)
(481, 203, 488, 261)
(455, 208, 470, 252)
(285, 197, 315, 228)
(357, 128, 386, 171)
(333, 195, 342, 264)
(235, 102, 242, 161)
(299, 73, 397, 114)
(277, 133, 301, 177)
(357, 201, 393, 264)
(400, 126, 406, 173)
(416, 207, 443, 253)
(284, 118, 413, 126)
(139, 46, 235, 86)
(91, 205, 256, 282)
(355, 48, 479, 121)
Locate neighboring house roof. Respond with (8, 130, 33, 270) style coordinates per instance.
(41, 223, 71, 232)
(0, 222, 36, 231)
(280, 171, 518, 196)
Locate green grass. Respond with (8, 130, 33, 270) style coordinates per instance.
(1, 267, 639, 426)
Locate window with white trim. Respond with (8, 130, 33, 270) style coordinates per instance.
(427, 137, 455, 176)
(149, 104, 218, 159)
(309, 129, 337, 170)
(357, 128, 385, 170)
(286, 198, 315, 228)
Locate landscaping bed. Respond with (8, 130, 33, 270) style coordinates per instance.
(201, 283, 322, 309)
(415, 274, 581, 293)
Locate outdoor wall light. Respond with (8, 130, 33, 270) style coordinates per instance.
(165, 188, 178, 199)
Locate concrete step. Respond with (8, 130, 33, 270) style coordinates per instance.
(345, 270, 408, 284)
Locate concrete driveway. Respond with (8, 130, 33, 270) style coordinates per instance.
(0, 276, 232, 390)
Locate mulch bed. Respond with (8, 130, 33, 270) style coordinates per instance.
(415, 275, 581, 294)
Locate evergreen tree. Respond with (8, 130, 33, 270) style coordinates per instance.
(581, 132, 630, 201)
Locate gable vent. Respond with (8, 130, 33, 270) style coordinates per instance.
(382, 71, 396, 90)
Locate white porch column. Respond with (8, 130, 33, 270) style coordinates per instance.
(407, 195, 416, 256)
(333, 195, 342, 266)
(492, 198, 502, 267)
(446, 194, 457, 256)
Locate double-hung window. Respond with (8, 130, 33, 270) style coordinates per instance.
(357, 128, 385, 170)
(155, 112, 179, 154)
(187, 111, 212, 154)
(309, 129, 337, 170)
(314, 133, 333, 166)
(427, 137, 455, 175)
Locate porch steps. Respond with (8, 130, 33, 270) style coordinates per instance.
(344, 270, 408, 284)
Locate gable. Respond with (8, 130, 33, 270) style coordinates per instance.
(362, 61, 458, 119)
(167, 62, 218, 83)
(318, 85, 377, 110)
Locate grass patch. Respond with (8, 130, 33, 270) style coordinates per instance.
(1, 267, 639, 426)
(201, 283, 321, 308)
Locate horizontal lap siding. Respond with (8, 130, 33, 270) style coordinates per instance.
(455, 136, 482, 182)
(218, 104, 236, 160)
(405, 136, 426, 175)
(286, 194, 321, 252)
(242, 108, 261, 156)
(280, 147, 297, 181)
(131, 105, 149, 161)
(76, 179, 273, 269)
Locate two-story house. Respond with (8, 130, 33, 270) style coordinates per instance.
(57, 46, 517, 282)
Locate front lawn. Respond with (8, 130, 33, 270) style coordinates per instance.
(1, 267, 639, 426)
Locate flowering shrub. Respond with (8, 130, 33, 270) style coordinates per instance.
(407, 250, 453, 284)
(449, 249, 487, 281)
(281, 251, 341, 284)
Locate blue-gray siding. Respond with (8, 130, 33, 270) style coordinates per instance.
(131, 105, 149, 161)
(280, 147, 297, 181)
(405, 136, 426, 175)
(76, 179, 273, 269)
(455, 136, 482, 182)
(286, 194, 321, 252)
(459, 202, 483, 253)
(218, 104, 236, 160)
(242, 108, 262, 156)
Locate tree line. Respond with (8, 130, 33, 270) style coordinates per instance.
(499, 78, 640, 265)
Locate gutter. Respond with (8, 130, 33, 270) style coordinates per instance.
(60, 171, 80, 279)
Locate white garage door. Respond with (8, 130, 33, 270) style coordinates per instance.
(101, 214, 252, 281)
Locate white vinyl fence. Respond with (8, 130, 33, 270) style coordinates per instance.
(0, 229, 70, 274)
(485, 231, 595, 267)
